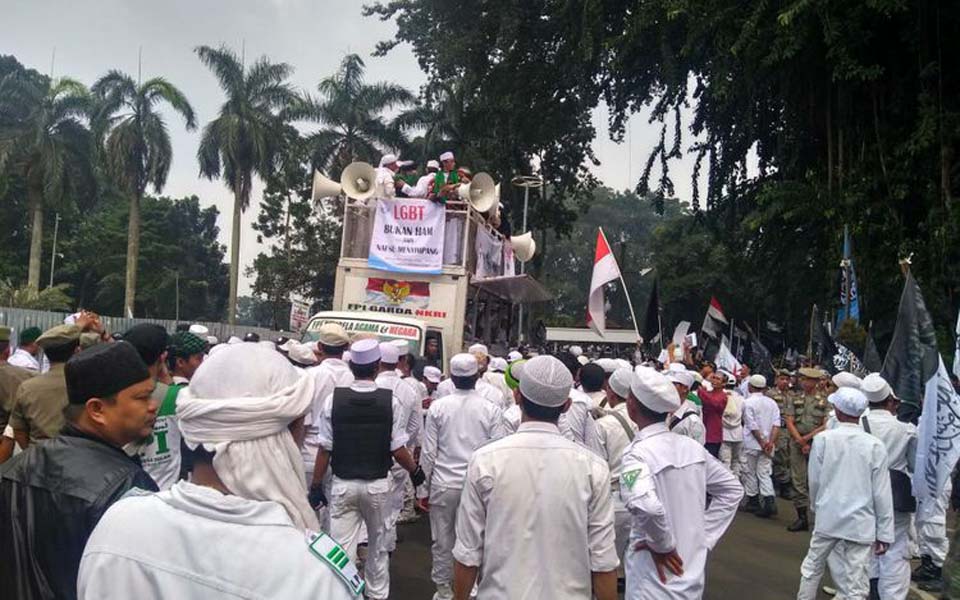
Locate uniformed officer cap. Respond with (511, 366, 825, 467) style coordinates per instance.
(36, 324, 81, 349)
(798, 367, 825, 379)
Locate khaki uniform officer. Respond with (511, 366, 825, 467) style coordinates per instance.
(0, 326, 34, 462)
(9, 324, 82, 447)
(783, 367, 829, 532)
(765, 370, 794, 497)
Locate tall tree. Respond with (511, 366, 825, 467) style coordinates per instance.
(305, 53, 414, 175)
(92, 70, 196, 316)
(0, 74, 95, 292)
(195, 44, 301, 324)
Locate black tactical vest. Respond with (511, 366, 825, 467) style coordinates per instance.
(331, 386, 393, 480)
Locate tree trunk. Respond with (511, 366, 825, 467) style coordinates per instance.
(26, 189, 43, 293)
(227, 177, 247, 326)
(123, 192, 141, 317)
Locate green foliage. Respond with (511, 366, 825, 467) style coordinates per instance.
(55, 194, 228, 319)
(0, 280, 73, 310)
(305, 54, 415, 175)
(248, 138, 342, 328)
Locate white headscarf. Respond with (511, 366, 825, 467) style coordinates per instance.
(177, 344, 319, 531)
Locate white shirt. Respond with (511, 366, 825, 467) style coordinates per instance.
(721, 391, 744, 442)
(595, 403, 638, 483)
(316, 380, 409, 453)
(742, 392, 780, 451)
(501, 404, 521, 433)
(401, 172, 435, 198)
(453, 421, 619, 599)
(78, 482, 355, 600)
(481, 371, 513, 411)
(8, 347, 39, 372)
(668, 400, 706, 445)
(808, 423, 895, 544)
(302, 358, 353, 468)
(421, 388, 504, 495)
(374, 166, 397, 199)
(560, 388, 605, 457)
(435, 377, 503, 408)
(860, 408, 917, 475)
(619, 423, 743, 599)
(375, 370, 421, 450)
(583, 389, 607, 411)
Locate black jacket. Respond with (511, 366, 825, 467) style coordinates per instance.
(0, 426, 158, 600)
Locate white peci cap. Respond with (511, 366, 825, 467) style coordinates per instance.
(206, 336, 218, 345)
(569, 345, 583, 357)
(439, 151, 455, 162)
(832, 371, 863, 390)
(665, 366, 695, 389)
(631, 367, 682, 413)
(507, 350, 523, 363)
(595, 358, 618, 374)
(379, 153, 398, 167)
(349, 339, 380, 365)
(468, 343, 489, 357)
(519, 355, 574, 408)
(609, 368, 635, 400)
(489, 357, 508, 373)
(450, 353, 479, 377)
(828, 387, 869, 417)
(424, 366, 442, 383)
(189, 324, 209, 336)
(288, 343, 318, 366)
(391, 339, 410, 356)
(379, 342, 400, 365)
(748, 374, 767, 389)
(426, 160, 440, 170)
(861, 373, 894, 404)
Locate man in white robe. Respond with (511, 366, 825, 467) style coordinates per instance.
(78, 344, 359, 599)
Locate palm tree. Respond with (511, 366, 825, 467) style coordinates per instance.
(306, 54, 414, 174)
(195, 44, 301, 325)
(394, 81, 466, 163)
(0, 74, 94, 292)
(92, 70, 196, 317)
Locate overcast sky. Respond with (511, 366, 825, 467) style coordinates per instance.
(3, 0, 699, 295)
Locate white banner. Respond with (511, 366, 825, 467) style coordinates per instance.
(715, 339, 742, 375)
(475, 226, 504, 279)
(368, 198, 445, 274)
(914, 357, 960, 521)
(289, 296, 311, 333)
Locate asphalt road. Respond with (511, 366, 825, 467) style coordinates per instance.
(387, 496, 835, 599)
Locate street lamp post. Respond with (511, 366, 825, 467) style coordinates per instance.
(510, 175, 543, 343)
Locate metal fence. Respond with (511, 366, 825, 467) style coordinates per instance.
(0, 306, 296, 345)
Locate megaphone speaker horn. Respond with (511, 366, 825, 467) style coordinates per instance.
(461, 172, 496, 213)
(341, 161, 377, 201)
(511, 231, 536, 262)
(311, 170, 342, 202)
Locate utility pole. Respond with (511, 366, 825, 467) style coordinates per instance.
(510, 175, 543, 343)
(48, 213, 61, 288)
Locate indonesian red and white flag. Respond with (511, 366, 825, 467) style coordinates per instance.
(586, 228, 622, 336)
(702, 296, 729, 338)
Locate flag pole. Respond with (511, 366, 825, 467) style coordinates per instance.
(600, 227, 641, 341)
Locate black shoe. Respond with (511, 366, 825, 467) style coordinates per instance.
(913, 555, 938, 582)
(756, 496, 777, 518)
(779, 483, 795, 500)
(787, 507, 808, 531)
(917, 577, 943, 593)
(740, 495, 760, 513)
(617, 578, 625, 593)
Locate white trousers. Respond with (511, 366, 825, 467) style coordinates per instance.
(329, 476, 392, 600)
(917, 480, 951, 566)
(385, 462, 408, 552)
(429, 486, 461, 596)
(741, 449, 774, 498)
(868, 512, 911, 600)
(797, 533, 872, 600)
(720, 441, 743, 478)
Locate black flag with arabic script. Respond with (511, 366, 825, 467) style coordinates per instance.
(881, 272, 960, 520)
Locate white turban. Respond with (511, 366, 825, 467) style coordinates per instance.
(177, 344, 319, 531)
